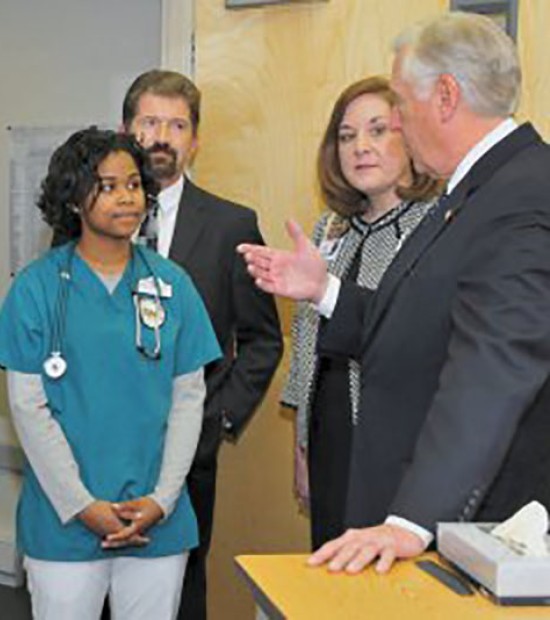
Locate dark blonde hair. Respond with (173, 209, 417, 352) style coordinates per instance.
(122, 70, 201, 135)
(317, 76, 440, 217)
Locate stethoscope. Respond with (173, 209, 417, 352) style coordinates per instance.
(43, 244, 164, 380)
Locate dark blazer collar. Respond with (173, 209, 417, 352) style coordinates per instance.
(448, 122, 540, 208)
(361, 122, 541, 348)
(168, 177, 207, 264)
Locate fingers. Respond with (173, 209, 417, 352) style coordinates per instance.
(104, 521, 141, 543)
(239, 247, 273, 274)
(326, 542, 366, 573)
(245, 258, 273, 282)
(94, 513, 123, 533)
(313, 531, 378, 574)
(238, 221, 310, 267)
(237, 245, 276, 290)
(236, 242, 264, 256)
(111, 498, 163, 530)
(307, 536, 344, 567)
(252, 279, 278, 295)
(248, 250, 272, 270)
(102, 499, 158, 548)
(375, 545, 397, 574)
(111, 503, 142, 521)
(78, 501, 125, 537)
(101, 522, 150, 548)
(306, 525, 422, 575)
(244, 260, 280, 294)
(102, 533, 150, 549)
(285, 219, 307, 251)
(81, 499, 162, 547)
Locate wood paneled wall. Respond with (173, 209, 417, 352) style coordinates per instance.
(193, 1, 445, 618)
(518, 3, 550, 137)
(193, 2, 550, 618)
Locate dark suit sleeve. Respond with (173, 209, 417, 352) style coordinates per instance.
(317, 281, 374, 361)
(216, 213, 283, 436)
(390, 212, 550, 530)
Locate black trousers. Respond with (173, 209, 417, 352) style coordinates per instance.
(177, 414, 222, 620)
(308, 358, 352, 551)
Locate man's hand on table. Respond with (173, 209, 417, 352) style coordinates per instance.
(307, 524, 426, 574)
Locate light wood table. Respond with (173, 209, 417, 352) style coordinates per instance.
(235, 553, 550, 619)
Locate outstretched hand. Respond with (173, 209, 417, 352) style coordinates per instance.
(307, 524, 426, 574)
(237, 220, 328, 303)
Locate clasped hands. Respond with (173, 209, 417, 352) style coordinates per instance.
(79, 497, 164, 549)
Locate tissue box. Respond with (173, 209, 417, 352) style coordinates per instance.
(438, 522, 550, 605)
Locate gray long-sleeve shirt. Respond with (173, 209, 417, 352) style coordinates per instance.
(8, 368, 205, 524)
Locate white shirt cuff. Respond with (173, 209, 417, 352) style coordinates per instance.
(385, 515, 434, 548)
(316, 274, 341, 318)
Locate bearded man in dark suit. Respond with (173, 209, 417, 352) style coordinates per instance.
(239, 12, 550, 574)
(122, 70, 282, 619)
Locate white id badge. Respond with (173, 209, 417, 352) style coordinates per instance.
(136, 276, 173, 298)
(319, 237, 343, 261)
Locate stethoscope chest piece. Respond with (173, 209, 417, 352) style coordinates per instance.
(138, 296, 166, 329)
(44, 352, 67, 379)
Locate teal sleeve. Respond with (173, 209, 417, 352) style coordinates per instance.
(173, 274, 222, 377)
(0, 274, 47, 374)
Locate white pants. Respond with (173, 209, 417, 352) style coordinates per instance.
(25, 553, 188, 620)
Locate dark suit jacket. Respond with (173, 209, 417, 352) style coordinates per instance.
(319, 123, 550, 532)
(169, 179, 282, 438)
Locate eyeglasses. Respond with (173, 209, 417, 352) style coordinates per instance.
(135, 116, 192, 139)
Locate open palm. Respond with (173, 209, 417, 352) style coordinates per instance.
(238, 220, 328, 302)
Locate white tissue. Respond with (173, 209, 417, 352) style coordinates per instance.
(491, 501, 549, 557)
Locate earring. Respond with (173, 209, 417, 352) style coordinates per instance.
(68, 203, 80, 214)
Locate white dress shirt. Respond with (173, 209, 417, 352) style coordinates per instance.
(446, 117, 518, 194)
(316, 118, 519, 546)
(157, 175, 185, 259)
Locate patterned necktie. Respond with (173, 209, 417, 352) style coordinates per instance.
(138, 201, 159, 251)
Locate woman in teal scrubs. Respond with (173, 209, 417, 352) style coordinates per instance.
(0, 128, 221, 620)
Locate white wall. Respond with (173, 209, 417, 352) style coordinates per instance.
(0, 0, 162, 293)
(0, 0, 162, 422)
(161, 0, 195, 75)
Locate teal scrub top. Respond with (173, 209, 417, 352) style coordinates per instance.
(0, 242, 221, 561)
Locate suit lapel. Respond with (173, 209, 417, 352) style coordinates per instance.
(361, 123, 541, 347)
(360, 191, 460, 346)
(169, 178, 207, 265)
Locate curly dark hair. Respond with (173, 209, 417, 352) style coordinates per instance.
(37, 126, 159, 240)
